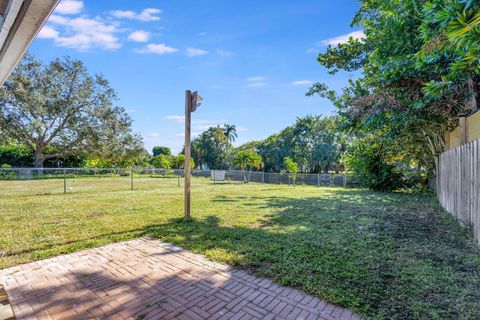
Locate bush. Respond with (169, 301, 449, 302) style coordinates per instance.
(151, 154, 172, 169)
(346, 138, 403, 191)
(0, 144, 31, 167)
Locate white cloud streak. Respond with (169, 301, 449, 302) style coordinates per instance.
(321, 30, 365, 46)
(164, 115, 185, 123)
(40, 14, 121, 50)
(245, 76, 265, 82)
(111, 8, 161, 21)
(55, 0, 84, 15)
(136, 43, 178, 55)
(128, 30, 150, 42)
(185, 47, 209, 57)
(291, 80, 313, 86)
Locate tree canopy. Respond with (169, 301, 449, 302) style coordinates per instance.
(308, 0, 479, 178)
(152, 146, 172, 157)
(257, 115, 344, 172)
(0, 54, 145, 167)
(191, 125, 233, 169)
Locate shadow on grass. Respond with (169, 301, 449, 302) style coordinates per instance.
(3, 190, 480, 319)
(9, 259, 279, 319)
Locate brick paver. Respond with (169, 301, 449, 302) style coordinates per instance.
(0, 238, 361, 319)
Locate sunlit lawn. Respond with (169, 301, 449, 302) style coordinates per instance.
(1, 176, 479, 319)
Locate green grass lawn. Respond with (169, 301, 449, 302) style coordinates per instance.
(1, 176, 479, 319)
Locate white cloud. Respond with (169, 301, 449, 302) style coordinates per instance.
(136, 43, 178, 55)
(186, 47, 209, 57)
(38, 25, 59, 39)
(198, 32, 207, 36)
(111, 8, 161, 22)
(41, 15, 121, 50)
(236, 126, 248, 132)
(55, 0, 83, 15)
(174, 132, 200, 138)
(149, 132, 160, 138)
(164, 115, 185, 123)
(291, 80, 313, 86)
(217, 49, 235, 57)
(126, 108, 136, 113)
(246, 76, 265, 82)
(321, 30, 365, 46)
(128, 30, 150, 42)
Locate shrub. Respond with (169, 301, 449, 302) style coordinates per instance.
(345, 138, 403, 191)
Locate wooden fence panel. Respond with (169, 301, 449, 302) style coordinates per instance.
(438, 139, 480, 243)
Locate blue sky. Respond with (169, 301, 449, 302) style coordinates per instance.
(31, 0, 363, 154)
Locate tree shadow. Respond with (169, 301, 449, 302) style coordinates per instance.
(136, 193, 480, 320)
(3, 189, 480, 319)
(5, 238, 349, 320)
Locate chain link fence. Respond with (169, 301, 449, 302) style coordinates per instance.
(0, 167, 360, 196)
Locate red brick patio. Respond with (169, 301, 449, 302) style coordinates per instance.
(0, 238, 361, 320)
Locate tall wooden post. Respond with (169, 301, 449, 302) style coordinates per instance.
(184, 90, 192, 221)
(183, 89, 202, 221)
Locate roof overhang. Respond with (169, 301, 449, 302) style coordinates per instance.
(0, 0, 59, 85)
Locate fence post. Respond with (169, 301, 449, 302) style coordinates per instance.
(131, 168, 134, 190)
(63, 169, 67, 194)
(317, 173, 320, 187)
(262, 171, 265, 183)
(178, 171, 180, 187)
(213, 170, 216, 184)
(343, 174, 347, 187)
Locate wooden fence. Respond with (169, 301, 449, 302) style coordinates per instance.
(437, 139, 480, 243)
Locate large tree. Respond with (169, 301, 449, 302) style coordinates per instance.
(0, 54, 144, 167)
(191, 126, 232, 169)
(308, 0, 480, 178)
(257, 115, 343, 172)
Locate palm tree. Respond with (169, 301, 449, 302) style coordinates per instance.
(223, 124, 237, 142)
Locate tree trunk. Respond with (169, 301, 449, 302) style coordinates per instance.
(466, 77, 477, 113)
(33, 150, 45, 168)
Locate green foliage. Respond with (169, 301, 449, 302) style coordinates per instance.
(258, 115, 344, 173)
(191, 126, 231, 169)
(151, 154, 172, 169)
(0, 144, 31, 167)
(152, 146, 171, 157)
(2, 179, 480, 318)
(345, 137, 402, 191)
(0, 54, 145, 167)
(232, 150, 263, 170)
(283, 156, 299, 186)
(308, 0, 480, 182)
(222, 124, 238, 142)
(172, 154, 195, 169)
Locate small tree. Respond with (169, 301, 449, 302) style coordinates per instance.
(345, 137, 403, 191)
(151, 154, 172, 169)
(232, 149, 263, 183)
(283, 157, 299, 187)
(173, 154, 195, 172)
